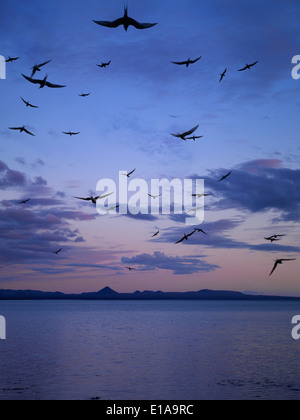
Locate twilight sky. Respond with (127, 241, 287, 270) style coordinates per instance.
(1, 0, 300, 296)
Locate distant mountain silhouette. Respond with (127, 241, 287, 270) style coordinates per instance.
(0, 287, 298, 301)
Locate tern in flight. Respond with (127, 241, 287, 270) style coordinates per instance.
(186, 135, 204, 141)
(238, 61, 258, 71)
(97, 61, 111, 68)
(30, 60, 51, 78)
(171, 56, 202, 68)
(19, 198, 30, 204)
(21, 97, 39, 108)
(93, 6, 157, 31)
(265, 234, 286, 242)
(148, 194, 162, 199)
(152, 231, 160, 238)
(175, 231, 195, 244)
(192, 193, 212, 198)
(122, 169, 136, 178)
(219, 68, 227, 82)
(218, 171, 232, 182)
(9, 126, 35, 136)
(6, 57, 19, 63)
(62, 131, 80, 136)
(75, 193, 113, 205)
(125, 266, 137, 271)
(53, 248, 62, 255)
(79, 93, 91, 97)
(269, 258, 296, 276)
(22, 74, 66, 89)
(171, 124, 199, 141)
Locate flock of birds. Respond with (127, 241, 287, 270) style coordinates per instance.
(4, 6, 296, 279)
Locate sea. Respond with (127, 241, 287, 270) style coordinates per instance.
(0, 299, 300, 400)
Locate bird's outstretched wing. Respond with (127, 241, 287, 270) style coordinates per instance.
(269, 261, 279, 276)
(22, 74, 41, 84)
(127, 18, 157, 29)
(45, 81, 66, 88)
(249, 61, 258, 67)
(190, 56, 202, 64)
(97, 192, 113, 200)
(74, 197, 92, 201)
(24, 128, 35, 136)
(172, 60, 188, 66)
(93, 18, 124, 28)
(182, 125, 199, 137)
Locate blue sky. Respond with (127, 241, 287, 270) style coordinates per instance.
(1, 0, 300, 295)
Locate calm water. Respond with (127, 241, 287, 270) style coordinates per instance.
(0, 299, 300, 400)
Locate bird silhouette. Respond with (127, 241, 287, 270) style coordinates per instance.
(22, 74, 66, 89)
(19, 198, 30, 204)
(171, 125, 199, 141)
(5, 57, 19, 63)
(21, 97, 39, 108)
(9, 126, 35, 136)
(79, 93, 91, 97)
(62, 131, 80, 136)
(30, 60, 51, 77)
(97, 61, 111, 68)
(171, 56, 202, 68)
(148, 194, 162, 199)
(125, 266, 137, 271)
(192, 193, 212, 198)
(175, 231, 196, 244)
(75, 193, 113, 205)
(53, 248, 62, 255)
(238, 61, 258, 71)
(192, 228, 208, 235)
(218, 171, 232, 182)
(269, 259, 296, 276)
(186, 135, 204, 141)
(152, 231, 160, 238)
(219, 68, 227, 82)
(122, 169, 136, 178)
(93, 7, 157, 31)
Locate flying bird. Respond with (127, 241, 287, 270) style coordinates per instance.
(122, 169, 136, 178)
(125, 266, 137, 271)
(53, 249, 62, 255)
(9, 126, 35, 136)
(21, 97, 39, 108)
(93, 7, 157, 31)
(171, 124, 199, 141)
(265, 234, 286, 242)
(192, 193, 212, 198)
(192, 228, 208, 235)
(218, 171, 232, 182)
(265, 237, 280, 243)
(97, 61, 111, 68)
(152, 231, 160, 238)
(238, 61, 258, 71)
(219, 68, 227, 82)
(30, 60, 51, 77)
(5, 57, 19, 63)
(186, 135, 204, 141)
(269, 258, 296, 276)
(171, 56, 202, 68)
(75, 193, 113, 205)
(19, 198, 30, 204)
(148, 194, 162, 199)
(62, 131, 80, 136)
(79, 93, 91, 97)
(22, 74, 66, 89)
(175, 231, 195, 244)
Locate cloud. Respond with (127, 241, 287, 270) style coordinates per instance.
(190, 159, 300, 222)
(0, 160, 48, 191)
(122, 251, 220, 275)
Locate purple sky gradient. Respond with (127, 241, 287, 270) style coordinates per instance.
(1, 0, 300, 295)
